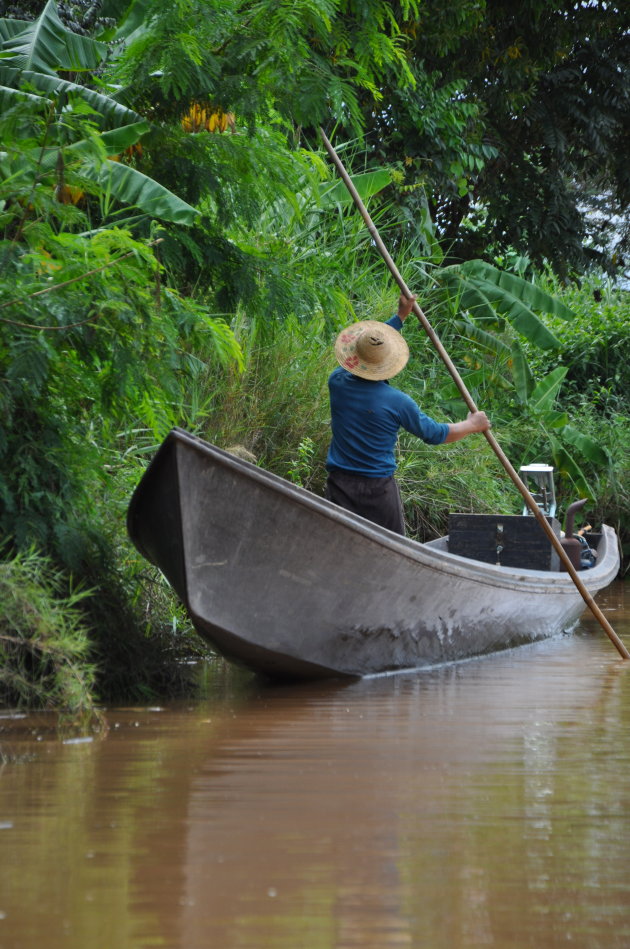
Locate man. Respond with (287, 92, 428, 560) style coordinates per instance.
(325, 293, 491, 535)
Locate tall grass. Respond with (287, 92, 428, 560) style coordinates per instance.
(397, 436, 518, 540)
(0, 548, 97, 721)
(196, 313, 335, 488)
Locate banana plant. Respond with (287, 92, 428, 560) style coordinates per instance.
(0, 1, 107, 71)
(526, 369, 610, 499)
(421, 258, 575, 408)
(0, 0, 197, 225)
(318, 169, 392, 209)
(421, 258, 609, 499)
(439, 258, 575, 351)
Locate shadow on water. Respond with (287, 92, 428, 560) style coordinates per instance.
(1, 582, 629, 948)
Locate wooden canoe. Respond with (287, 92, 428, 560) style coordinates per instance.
(126, 428, 620, 679)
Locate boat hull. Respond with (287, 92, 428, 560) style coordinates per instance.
(127, 429, 620, 679)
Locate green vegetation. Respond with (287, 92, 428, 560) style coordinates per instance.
(0, 547, 96, 719)
(1, 0, 628, 716)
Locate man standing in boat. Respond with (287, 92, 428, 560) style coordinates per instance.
(326, 293, 491, 535)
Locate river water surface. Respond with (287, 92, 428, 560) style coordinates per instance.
(1, 581, 629, 949)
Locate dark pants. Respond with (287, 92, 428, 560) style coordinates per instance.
(325, 469, 406, 535)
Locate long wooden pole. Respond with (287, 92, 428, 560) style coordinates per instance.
(319, 126, 629, 660)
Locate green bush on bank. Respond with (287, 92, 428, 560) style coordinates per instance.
(0, 548, 96, 717)
(528, 272, 630, 416)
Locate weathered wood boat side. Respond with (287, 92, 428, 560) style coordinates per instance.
(127, 429, 620, 679)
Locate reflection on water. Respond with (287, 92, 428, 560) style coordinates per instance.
(1, 582, 630, 949)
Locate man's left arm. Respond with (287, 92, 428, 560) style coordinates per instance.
(396, 293, 416, 322)
(386, 293, 417, 332)
(444, 412, 491, 442)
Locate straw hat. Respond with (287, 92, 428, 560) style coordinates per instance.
(334, 320, 409, 380)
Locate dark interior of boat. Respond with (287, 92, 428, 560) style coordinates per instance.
(446, 513, 600, 572)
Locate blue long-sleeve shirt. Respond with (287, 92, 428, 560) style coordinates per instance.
(326, 315, 449, 477)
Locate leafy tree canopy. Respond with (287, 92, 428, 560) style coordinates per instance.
(359, 0, 630, 276)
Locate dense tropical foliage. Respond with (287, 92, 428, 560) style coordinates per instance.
(1, 0, 628, 715)
(364, 0, 630, 275)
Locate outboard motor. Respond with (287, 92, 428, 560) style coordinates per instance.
(561, 499, 596, 570)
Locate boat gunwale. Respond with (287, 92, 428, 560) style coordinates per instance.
(168, 428, 619, 595)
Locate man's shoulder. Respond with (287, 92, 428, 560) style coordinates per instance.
(329, 366, 350, 385)
(381, 381, 411, 404)
(329, 367, 378, 386)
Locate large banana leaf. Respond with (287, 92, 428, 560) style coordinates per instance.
(562, 426, 610, 466)
(0, 82, 43, 107)
(439, 365, 512, 398)
(442, 259, 575, 350)
(0, 0, 107, 73)
(0, 64, 143, 127)
(32, 128, 197, 225)
(542, 410, 570, 430)
(37, 123, 151, 167)
(460, 260, 575, 320)
(98, 0, 155, 43)
(319, 169, 391, 208)
(458, 282, 559, 349)
(528, 366, 568, 413)
(509, 338, 533, 403)
(0, 19, 31, 42)
(84, 158, 199, 225)
(264, 166, 391, 234)
(100, 122, 151, 153)
(452, 319, 511, 357)
(548, 438, 595, 500)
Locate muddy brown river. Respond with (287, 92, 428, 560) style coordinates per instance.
(1, 581, 629, 948)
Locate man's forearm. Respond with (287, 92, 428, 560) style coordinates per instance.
(444, 411, 491, 443)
